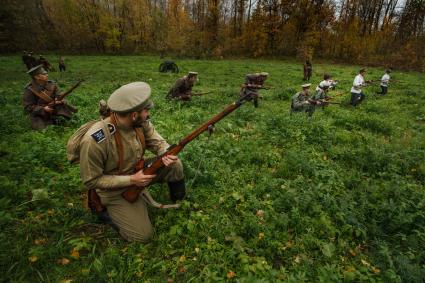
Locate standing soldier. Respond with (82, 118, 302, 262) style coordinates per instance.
(291, 83, 321, 116)
(23, 65, 77, 130)
(377, 68, 392, 95)
(350, 68, 371, 106)
(78, 82, 186, 242)
(58, 56, 66, 72)
(303, 60, 313, 81)
(167, 71, 198, 101)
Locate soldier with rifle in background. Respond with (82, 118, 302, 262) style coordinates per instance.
(376, 68, 393, 95)
(350, 68, 373, 106)
(37, 55, 52, 71)
(23, 65, 79, 130)
(291, 83, 317, 116)
(241, 72, 269, 107)
(303, 60, 313, 81)
(167, 71, 200, 101)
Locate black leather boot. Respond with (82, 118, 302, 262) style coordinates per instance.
(168, 179, 186, 202)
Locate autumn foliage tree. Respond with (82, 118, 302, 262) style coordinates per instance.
(0, 0, 424, 70)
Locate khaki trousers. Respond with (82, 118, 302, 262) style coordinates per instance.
(98, 159, 184, 242)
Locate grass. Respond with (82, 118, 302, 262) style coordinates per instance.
(0, 55, 425, 282)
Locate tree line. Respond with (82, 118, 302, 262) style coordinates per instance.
(1, 0, 424, 70)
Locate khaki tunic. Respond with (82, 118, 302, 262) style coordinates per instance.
(291, 92, 315, 115)
(79, 116, 184, 242)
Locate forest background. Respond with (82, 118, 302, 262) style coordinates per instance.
(0, 0, 424, 71)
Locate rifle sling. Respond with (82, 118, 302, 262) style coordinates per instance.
(28, 86, 54, 103)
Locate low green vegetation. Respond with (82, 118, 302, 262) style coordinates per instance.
(0, 55, 424, 282)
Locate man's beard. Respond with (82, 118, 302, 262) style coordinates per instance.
(132, 113, 149, 128)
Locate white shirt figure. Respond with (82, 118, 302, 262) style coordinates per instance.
(351, 74, 365, 94)
(381, 73, 390, 87)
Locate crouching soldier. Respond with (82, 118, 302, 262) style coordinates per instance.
(23, 65, 77, 130)
(79, 82, 186, 242)
(291, 83, 321, 117)
(167, 71, 198, 101)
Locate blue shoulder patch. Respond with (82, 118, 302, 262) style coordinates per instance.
(91, 129, 106, 143)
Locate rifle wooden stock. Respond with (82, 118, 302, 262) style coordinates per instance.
(122, 95, 251, 203)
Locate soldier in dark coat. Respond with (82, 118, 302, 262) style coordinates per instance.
(23, 65, 77, 130)
(167, 72, 198, 101)
(59, 56, 66, 72)
(27, 52, 37, 69)
(22, 51, 32, 70)
(303, 60, 312, 81)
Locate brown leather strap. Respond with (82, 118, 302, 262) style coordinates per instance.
(110, 114, 125, 173)
(134, 127, 145, 156)
(28, 86, 54, 103)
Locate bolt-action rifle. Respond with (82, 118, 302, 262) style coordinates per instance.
(47, 79, 84, 112)
(191, 91, 212, 96)
(121, 85, 265, 203)
(308, 99, 341, 106)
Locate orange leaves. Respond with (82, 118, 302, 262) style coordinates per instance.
(227, 270, 236, 279)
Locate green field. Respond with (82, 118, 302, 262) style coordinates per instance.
(1, 55, 425, 282)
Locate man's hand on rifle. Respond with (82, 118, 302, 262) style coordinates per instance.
(162, 155, 179, 167)
(130, 170, 156, 187)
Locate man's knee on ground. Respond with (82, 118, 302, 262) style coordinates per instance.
(120, 223, 153, 243)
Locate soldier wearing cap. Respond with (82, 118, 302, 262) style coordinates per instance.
(79, 82, 186, 242)
(291, 83, 319, 116)
(23, 65, 76, 130)
(167, 71, 198, 101)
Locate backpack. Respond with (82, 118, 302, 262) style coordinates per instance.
(66, 120, 101, 164)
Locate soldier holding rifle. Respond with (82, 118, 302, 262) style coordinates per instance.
(23, 65, 78, 130)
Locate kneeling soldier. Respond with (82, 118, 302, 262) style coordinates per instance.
(23, 65, 76, 130)
(291, 83, 321, 116)
(79, 82, 186, 242)
(167, 71, 198, 101)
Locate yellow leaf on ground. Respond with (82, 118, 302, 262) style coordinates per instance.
(361, 259, 371, 267)
(179, 255, 186, 262)
(58, 258, 70, 265)
(372, 267, 381, 274)
(60, 280, 73, 283)
(258, 232, 265, 240)
(70, 248, 80, 259)
(28, 255, 38, 263)
(227, 271, 236, 279)
(34, 238, 47, 245)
